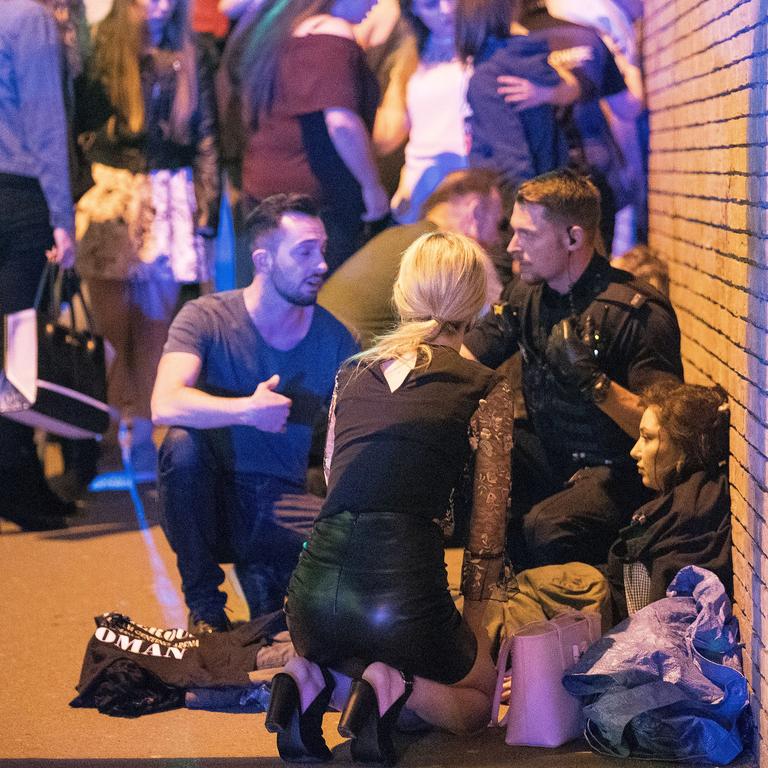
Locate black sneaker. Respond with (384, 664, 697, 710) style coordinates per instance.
(188, 611, 232, 635)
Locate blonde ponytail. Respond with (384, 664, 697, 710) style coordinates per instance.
(352, 231, 490, 370)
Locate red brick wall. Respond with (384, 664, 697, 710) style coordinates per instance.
(644, 0, 768, 761)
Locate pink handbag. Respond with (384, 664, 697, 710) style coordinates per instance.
(490, 611, 601, 747)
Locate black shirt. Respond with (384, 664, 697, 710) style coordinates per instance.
(320, 346, 498, 520)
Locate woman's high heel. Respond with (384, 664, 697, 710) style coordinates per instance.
(265, 664, 335, 763)
(337, 678, 378, 738)
(265, 673, 299, 732)
(337, 665, 414, 765)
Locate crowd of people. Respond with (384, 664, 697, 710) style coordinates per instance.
(0, 0, 734, 764)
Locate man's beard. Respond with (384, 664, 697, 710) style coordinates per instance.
(272, 279, 319, 307)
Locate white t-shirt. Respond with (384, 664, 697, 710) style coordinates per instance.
(397, 59, 471, 223)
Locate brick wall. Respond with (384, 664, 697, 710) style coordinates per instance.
(644, 0, 768, 762)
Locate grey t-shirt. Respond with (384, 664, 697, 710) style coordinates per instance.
(164, 290, 358, 482)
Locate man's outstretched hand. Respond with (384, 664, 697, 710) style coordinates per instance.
(496, 75, 554, 109)
(242, 374, 292, 432)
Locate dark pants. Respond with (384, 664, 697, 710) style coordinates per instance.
(521, 464, 647, 567)
(320, 207, 365, 275)
(158, 426, 320, 620)
(509, 420, 650, 569)
(0, 174, 59, 521)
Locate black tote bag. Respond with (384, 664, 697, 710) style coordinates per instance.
(0, 265, 110, 438)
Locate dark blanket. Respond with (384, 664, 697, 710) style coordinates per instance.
(70, 610, 286, 717)
(605, 470, 732, 621)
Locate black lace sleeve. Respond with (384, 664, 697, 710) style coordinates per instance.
(461, 378, 514, 601)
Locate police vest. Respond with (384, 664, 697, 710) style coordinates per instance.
(519, 280, 652, 479)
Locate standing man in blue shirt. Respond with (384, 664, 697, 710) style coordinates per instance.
(0, 0, 77, 529)
(152, 194, 358, 633)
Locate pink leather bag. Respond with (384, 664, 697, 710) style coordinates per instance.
(490, 611, 601, 747)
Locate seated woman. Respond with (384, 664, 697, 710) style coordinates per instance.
(263, 231, 513, 763)
(475, 381, 732, 661)
(606, 381, 732, 622)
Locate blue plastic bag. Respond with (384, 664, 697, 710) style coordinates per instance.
(562, 566, 750, 764)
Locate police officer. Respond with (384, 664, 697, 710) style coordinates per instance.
(463, 169, 682, 568)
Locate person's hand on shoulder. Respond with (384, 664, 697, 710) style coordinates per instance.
(241, 374, 292, 432)
(497, 65, 581, 108)
(496, 75, 552, 109)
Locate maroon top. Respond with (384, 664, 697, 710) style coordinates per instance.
(242, 34, 380, 206)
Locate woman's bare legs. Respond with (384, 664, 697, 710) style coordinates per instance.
(355, 624, 496, 736)
(409, 631, 497, 735)
(89, 277, 180, 423)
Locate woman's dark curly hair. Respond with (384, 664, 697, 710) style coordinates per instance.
(639, 381, 730, 490)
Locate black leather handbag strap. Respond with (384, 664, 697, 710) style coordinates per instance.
(32, 261, 57, 316)
(32, 263, 97, 333)
(60, 269, 97, 333)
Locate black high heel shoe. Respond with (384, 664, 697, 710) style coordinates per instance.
(265, 664, 335, 763)
(338, 666, 414, 765)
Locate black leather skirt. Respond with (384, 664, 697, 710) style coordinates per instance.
(285, 510, 476, 685)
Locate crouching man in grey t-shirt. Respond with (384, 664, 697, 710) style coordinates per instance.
(151, 195, 358, 634)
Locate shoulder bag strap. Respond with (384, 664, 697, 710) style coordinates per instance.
(490, 636, 514, 727)
(32, 261, 58, 318)
(59, 268, 98, 334)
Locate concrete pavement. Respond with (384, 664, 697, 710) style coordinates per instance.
(0, 479, 755, 768)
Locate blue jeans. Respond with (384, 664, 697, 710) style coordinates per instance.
(158, 426, 321, 620)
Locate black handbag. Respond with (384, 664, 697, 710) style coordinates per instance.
(0, 265, 110, 438)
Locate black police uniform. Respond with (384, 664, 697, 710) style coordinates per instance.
(464, 255, 683, 568)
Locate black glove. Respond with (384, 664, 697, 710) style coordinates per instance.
(545, 318, 610, 402)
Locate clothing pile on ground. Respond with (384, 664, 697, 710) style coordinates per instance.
(71, 610, 292, 717)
